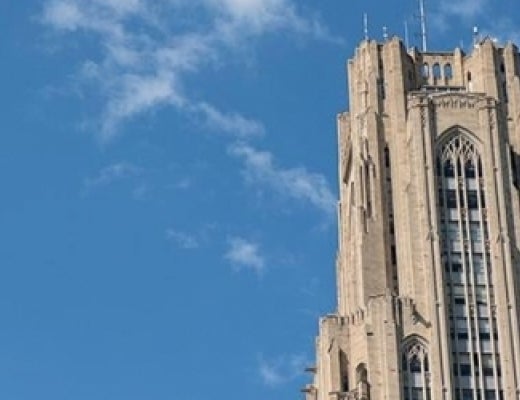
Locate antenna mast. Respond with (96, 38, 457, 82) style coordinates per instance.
(363, 13, 369, 41)
(404, 20, 410, 49)
(419, 0, 428, 51)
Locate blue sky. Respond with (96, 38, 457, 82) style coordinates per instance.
(1, 1, 519, 399)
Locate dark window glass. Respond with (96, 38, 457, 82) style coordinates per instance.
(485, 390, 496, 400)
(452, 263, 463, 272)
(412, 388, 423, 400)
(465, 161, 476, 178)
(467, 191, 479, 209)
(444, 162, 455, 177)
(460, 364, 471, 376)
(444, 64, 453, 79)
(447, 190, 458, 208)
(433, 63, 441, 79)
(410, 356, 421, 372)
(453, 363, 458, 376)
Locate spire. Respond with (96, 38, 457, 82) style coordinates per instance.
(363, 13, 369, 41)
(419, 0, 428, 51)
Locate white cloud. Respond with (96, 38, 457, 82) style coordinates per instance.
(204, 0, 338, 40)
(225, 237, 265, 274)
(101, 73, 182, 138)
(40, 0, 336, 140)
(440, 0, 487, 19)
(430, 0, 488, 33)
(258, 354, 307, 387)
(83, 162, 142, 191)
(229, 143, 336, 215)
(193, 102, 265, 138)
(166, 229, 199, 249)
(42, 0, 83, 31)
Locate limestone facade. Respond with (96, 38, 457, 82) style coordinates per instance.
(304, 37, 520, 400)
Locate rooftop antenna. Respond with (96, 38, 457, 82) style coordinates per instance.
(418, 0, 428, 51)
(363, 13, 369, 40)
(473, 26, 479, 47)
(404, 20, 410, 49)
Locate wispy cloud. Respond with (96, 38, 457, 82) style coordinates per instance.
(166, 229, 199, 249)
(225, 237, 265, 274)
(440, 0, 487, 19)
(174, 177, 192, 190)
(430, 0, 488, 33)
(83, 162, 142, 192)
(40, 0, 336, 140)
(193, 102, 265, 138)
(480, 18, 520, 45)
(229, 143, 336, 215)
(258, 353, 307, 387)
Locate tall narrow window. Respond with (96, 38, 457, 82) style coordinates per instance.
(422, 63, 429, 79)
(437, 132, 503, 400)
(444, 63, 453, 80)
(402, 339, 431, 400)
(433, 63, 441, 82)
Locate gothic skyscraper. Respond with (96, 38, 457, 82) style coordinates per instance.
(304, 36, 520, 400)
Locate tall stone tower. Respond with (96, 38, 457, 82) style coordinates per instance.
(304, 37, 520, 400)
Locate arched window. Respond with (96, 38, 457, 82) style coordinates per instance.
(444, 63, 453, 80)
(422, 63, 429, 78)
(339, 350, 349, 392)
(402, 339, 430, 400)
(433, 63, 441, 80)
(355, 363, 370, 399)
(437, 132, 503, 399)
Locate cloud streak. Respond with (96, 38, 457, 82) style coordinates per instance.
(258, 353, 307, 387)
(166, 229, 200, 249)
(229, 143, 336, 215)
(41, 0, 336, 140)
(225, 237, 265, 274)
(83, 162, 142, 192)
(42, 0, 337, 217)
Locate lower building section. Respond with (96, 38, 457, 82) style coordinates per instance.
(303, 292, 513, 400)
